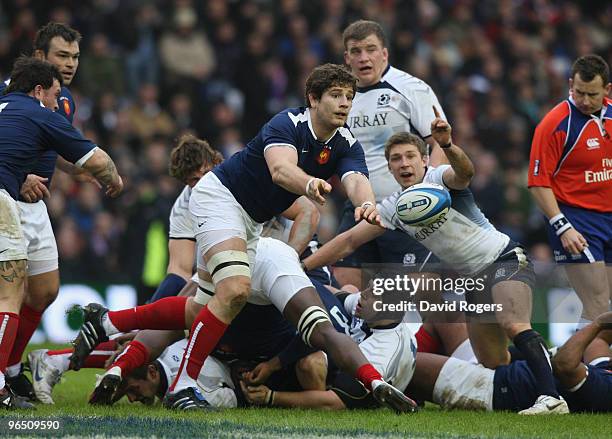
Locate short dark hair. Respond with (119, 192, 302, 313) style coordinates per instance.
(5, 56, 63, 94)
(384, 132, 428, 161)
(570, 54, 609, 85)
(342, 20, 387, 49)
(33, 22, 82, 55)
(169, 134, 222, 182)
(304, 63, 357, 107)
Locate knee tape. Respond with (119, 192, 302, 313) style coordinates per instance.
(297, 306, 331, 347)
(194, 279, 215, 306)
(208, 250, 250, 284)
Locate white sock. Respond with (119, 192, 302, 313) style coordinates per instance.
(0, 371, 5, 389)
(101, 312, 120, 336)
(371, 379, 384, 391)
(5, 363, 21, 378)
(106, 366, 122, 377)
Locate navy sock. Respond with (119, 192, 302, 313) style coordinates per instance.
(513, 329, 559, 398)
(149, 273, 187, 303)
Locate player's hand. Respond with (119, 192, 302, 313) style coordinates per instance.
(306, 178, 332, 205)
(430, 106, 452, 147)
(243, 359, 279, 385)
(239, 381, 272, 406)
(105, 175, 124, 198)
(19, 174, 50, 203)
(354, 202, 382, 226)
(560, 228, 588, 256)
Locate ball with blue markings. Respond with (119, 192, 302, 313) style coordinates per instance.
(395, 183, 451, 227)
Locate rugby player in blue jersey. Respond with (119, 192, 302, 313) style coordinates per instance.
(0, 23, 94, 401)
(72, 63, 415, 412)
(0, 57, 122, 409)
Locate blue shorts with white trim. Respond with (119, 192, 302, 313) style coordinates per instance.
(546, 204, 612, 264)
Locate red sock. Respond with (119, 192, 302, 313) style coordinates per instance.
(83, 340, 118, 369)
(0, 313, 20, 375)
(356, 363, 383, 391)
(111, 340, 149, 378)
(108, 296, 187, 332)
(169, 305, 228, 391)
(415, 325, 442, 354)
(8, 304, 43, 367)
(47, 348, 73, 356)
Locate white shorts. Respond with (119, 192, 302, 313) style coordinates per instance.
(359, 323, 417, 393)
(194, 237, 313, 311)
(18, 200, 59, 275)
(190, 172, 262, 271)
(432, 357, 494, 411)
(169, 186, 195, 240)
(0, 189, 26, 261)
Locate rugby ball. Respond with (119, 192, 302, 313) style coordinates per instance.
(395, 183, 451, 227)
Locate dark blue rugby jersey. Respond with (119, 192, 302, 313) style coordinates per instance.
(213, 107, 369, 223)
(0, 92, 95, 200)
(560, 360, 612, 413)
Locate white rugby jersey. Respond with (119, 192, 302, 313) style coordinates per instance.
(377, 166, 509, 275)
(169, 185, 194, 239)
(347, 66, 445, 202)
(157, 339, 237, 408)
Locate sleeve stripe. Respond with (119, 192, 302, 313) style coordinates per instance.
(340, 171, 367, 181)
(74, 146, 98, 168)
(263, 143, 297, 153)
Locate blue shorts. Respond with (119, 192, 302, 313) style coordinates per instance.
(560, 359, 612, 413)
(334, 200, 438, 271)
(493, 360, 539, 411)
(546, 204, 612, 264)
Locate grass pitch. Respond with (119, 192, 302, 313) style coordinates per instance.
(1, 346, 609, 438)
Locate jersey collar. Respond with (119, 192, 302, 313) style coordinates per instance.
(356, 64, 392, 93)
(306, 107, 340, 145)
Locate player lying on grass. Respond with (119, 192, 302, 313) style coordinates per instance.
(405, 311, 612, 413)
(301, 112, 566, 414)
(239, 278, 418, 410)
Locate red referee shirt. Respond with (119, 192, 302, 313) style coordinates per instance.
(528, 97, 612, 212)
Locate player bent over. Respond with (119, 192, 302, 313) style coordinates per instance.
(303, 111, 568, 414)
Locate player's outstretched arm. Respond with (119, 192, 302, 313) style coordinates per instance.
(552, 312, 612, 388)
(81, 148, 124, 197)
(281, 196, 320, 255)
(342, 173, 381, 226)
(264, 146, 331, 204)
(431, 107, 474, 190)
(56, 156, 102, 188)
(302, 221, 385, 272)
(240, 381, 345, 410)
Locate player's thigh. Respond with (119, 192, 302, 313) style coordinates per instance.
(18, 200, 58, 278)
(24, 269, 59, 311)
(0, 190, 27, 309)
(467, 321, 510, 368)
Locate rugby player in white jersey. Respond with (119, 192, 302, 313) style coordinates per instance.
(302, 112, 569, 415)
(334, 20, 447, 289)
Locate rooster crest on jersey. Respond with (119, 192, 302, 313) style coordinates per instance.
(395, 183, 451, 227)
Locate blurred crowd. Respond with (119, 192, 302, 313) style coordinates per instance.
(0, 0, 610, 294)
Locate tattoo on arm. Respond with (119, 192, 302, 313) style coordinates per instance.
(92, 157, 118, 186)
(0, 260, 26, 283)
